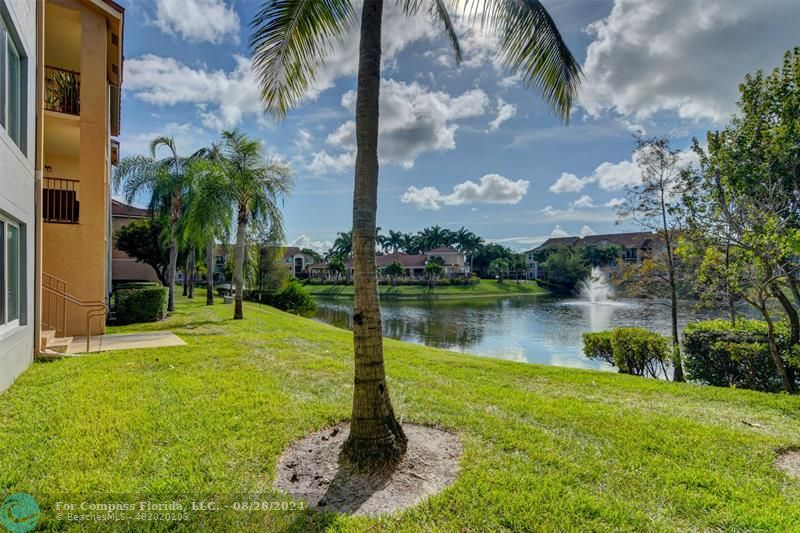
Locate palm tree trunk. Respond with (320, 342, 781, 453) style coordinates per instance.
(188, 248, 196, 298)
(206, 241, 215, 305)
(341, 0, 407, 468)
(233, 209, 247, 320)
(168, 235, 178, 312)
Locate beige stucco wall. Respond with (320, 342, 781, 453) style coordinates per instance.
(111, 216, 160, 282)
(42, 0, 111, 336)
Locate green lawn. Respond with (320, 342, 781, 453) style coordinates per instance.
(1, 293, 800, 531)
(304, 279, 548, 299)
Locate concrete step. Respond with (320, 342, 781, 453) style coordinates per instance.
(45, 336, 73, 354)
(40, 329, 57, 351)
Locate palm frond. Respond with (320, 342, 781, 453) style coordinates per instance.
(400, 0, 462, 64)
(250, 0, 356, 118)
(150, 136, 177, 160)
(465, 0, 581, 122)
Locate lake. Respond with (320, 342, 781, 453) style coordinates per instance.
(313, 294, 715, 371)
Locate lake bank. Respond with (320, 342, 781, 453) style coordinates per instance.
(303, 280, 549, 299)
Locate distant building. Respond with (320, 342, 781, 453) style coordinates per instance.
(524, 231, 661, 280)
(281, 247, 316, 277)
(309, 247, 469, 280)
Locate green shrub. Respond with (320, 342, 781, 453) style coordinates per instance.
(584, 328, 671, 378)
(683, 319, 796, 392)
(114, 281, 161, 291)
(583, 331, 614, 367)
(114, 286, 168, 325)
(245, 281, 317, 317)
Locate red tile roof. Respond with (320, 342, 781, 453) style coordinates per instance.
(111, 199, 149, 218)
(346, 253, 428, 269)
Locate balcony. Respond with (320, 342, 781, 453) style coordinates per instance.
(45, 66, 80, 116)
(43, 177, 80, 224)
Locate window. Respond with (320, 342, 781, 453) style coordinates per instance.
(0, 216, 22, 329)
(0, 15, 24, 149)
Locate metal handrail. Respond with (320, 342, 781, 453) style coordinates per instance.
(41, 273, 108, 353)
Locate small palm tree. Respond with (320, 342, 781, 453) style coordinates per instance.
(114, 137, 203, 312)
(191, 130, 293, 319)
(183, 144, 232, 306)
(253, 0, 580, 467)
(489, 258, 510, 283)
(383, 261, 404, 287)
(424, 261, 444, 288)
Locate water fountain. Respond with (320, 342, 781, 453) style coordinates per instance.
(579, 266, 612, 304)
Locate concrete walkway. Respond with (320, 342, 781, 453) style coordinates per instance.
(67, 331, 186, 354)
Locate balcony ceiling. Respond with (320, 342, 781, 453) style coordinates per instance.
(44, 115, 80, 157)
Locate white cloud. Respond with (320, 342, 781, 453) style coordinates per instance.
(580, 225, 597, 237)
(549, 172, 592, 194)
(401, 174, 529, 210)
(592, 159, 642, 191)
(154, 0, 240, 44)
(580, 0, 800, 122)
(550, 225, 570, 238)
(605, 197, 626, 208)
(572, 195, 596, 209)
(308, 151, 355, 175)
(288, 235, 333, 254)
(554, 147, 698, 194)
(124, 54, 263, 129)
(312, 79, 489, 173)
(294, 129, 313, 151)
(121, 122, 212, 157)
(488, 98, 517, 131)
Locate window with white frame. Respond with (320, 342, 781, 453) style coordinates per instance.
(0, 215, 22, 329)
(0, 13, 25, 150)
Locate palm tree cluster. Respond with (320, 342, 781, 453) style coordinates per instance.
(113, 129, 293, 320)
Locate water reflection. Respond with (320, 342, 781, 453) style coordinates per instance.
(314, 295, 714, 371)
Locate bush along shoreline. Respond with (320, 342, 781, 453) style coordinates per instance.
(584, 319, 800, 393)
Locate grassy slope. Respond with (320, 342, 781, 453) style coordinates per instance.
(304, 280, 548, 299)
(1, 293, 799, 531)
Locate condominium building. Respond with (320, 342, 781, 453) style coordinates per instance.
(0, 0, 37, 391)
(0, 0, 124, 391)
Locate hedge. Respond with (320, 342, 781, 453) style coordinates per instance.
(584, 327, 671, 379)
(245, 281, 317, 317)
(683, 319, 797, 392)
(114, 286, 169, 325)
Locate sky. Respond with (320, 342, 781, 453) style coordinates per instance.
(117, 0, 800, 252)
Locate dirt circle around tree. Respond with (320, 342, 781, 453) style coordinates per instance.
(775, 447, 800, 478)
(274, 423, 462, 516)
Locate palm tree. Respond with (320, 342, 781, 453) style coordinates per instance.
(384, 230, 405, 253)
(453, 227, 483, 273)
(191, 129, 293, 319)
(331, 231, 353, 258)
(114, 137, 202, 312)
(383, 261, 404, 287)
(252, 0, 580, 467)
(183, 144, 232, 306)
(417, 225, 454, 252)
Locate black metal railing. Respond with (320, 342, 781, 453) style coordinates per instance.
(45, 66, 80, 115)
(43, 177, 80, 224)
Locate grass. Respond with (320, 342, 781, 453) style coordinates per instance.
(1, 292, 800, 531)
(304, 279, 548, 299)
